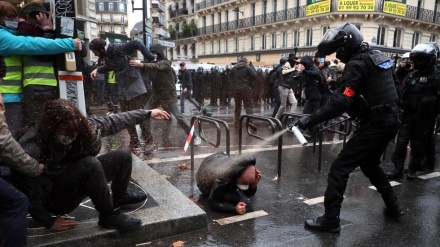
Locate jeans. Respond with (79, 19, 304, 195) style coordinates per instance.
(180, 90, 201, 113)
(120, 93, 149, 148)
(275, 86, 297, 119)
(271, 86, 281, 117)
(144, 100, 193, 145)
(233, 89, 253, 125)
(4, 102, 23, 138)
(0, 178, 28, 247)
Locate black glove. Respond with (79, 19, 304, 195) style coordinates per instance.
(296, 116, 313, 130)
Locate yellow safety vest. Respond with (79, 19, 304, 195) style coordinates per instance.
(0, 56, 23, 94)
(108, 70, 116, 84)
(22, 55, 57, 87)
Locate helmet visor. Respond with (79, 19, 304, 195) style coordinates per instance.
(318, 29, 346, 56)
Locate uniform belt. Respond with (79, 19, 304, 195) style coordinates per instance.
(369, 103, 397, 114)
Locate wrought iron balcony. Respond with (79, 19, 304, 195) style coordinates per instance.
(151, 0, 166, 13)
(195, 0, 232, 11)
(169, 3, 440, 41)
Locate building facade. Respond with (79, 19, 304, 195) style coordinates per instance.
(96, 0, 130, 43)
(165, 0, 440, 66)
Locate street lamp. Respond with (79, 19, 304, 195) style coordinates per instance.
(131, 0, 147, 46)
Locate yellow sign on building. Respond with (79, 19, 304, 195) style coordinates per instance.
(383, 0, 407, 16)
(306, 0, 331, 16)
(337, 0, 375, 12)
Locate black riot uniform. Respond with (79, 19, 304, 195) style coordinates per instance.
(297, 23, 404, 233)
(193, 67, 205, 104)
(385, 43, 440, 180)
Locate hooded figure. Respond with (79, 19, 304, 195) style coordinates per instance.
(196, 152, 261, 215)
(299, 55, 322, 114)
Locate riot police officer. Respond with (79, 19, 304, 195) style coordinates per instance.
(385, 43, 440, 180)
(296, 23, 404, 233)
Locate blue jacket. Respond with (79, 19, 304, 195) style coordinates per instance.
(0, 25, 75, 58)
(0, 25, 76, 103)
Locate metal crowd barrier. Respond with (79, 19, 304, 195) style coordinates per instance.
(279, 113, 352, 172)
(190, 116, 230, 171)
(238, 115, 284, 177)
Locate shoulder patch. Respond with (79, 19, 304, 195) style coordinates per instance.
(377, 61, 394, 69)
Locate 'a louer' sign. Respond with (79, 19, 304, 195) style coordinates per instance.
(383, 0, 407, 16)
(306, 0, 331, 16)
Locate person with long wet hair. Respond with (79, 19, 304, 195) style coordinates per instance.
(12, 99, 170, 232)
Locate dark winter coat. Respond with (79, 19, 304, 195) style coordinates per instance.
(97, 40, 154, 101)
(15, 110, 153, 228)
(231, 61, 257, 92)
(140, 44, 178, 106)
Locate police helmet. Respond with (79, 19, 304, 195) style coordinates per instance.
(317, 23, 363, 63)
(257, 66, 263, 72)
(424, 42, 440, 59)
(197, 66, 204, 72)
(410, 43, 437, 71)
(273, 63, 280, 68)
(225, 64, 233, 70)
(279, 57, 288, 65)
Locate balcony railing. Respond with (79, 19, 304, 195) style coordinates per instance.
(171, 4, 440, 41)
(98, 19, 127, 24)
(169, 8, 189, 19)
(196, 0, 232, 11)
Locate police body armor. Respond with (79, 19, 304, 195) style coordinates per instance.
(404, 69, 440, 118)
(346, 50, 398, 118)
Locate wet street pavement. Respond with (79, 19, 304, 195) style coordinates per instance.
(94, 101, 440, 246)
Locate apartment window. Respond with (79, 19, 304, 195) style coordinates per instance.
(377, 26, 386, 46)
(225, 39, 228, 53)
(121, 26, 125, 34)
(99, 26, 104, 32)
(261, 34, 266, 49)
(184, 46, 188, 57)
(284, 0, 288, 10)
(293, 30, 300, 47)
(121, 15, 125, 24)
(203, 43, 206, 55)
(250, 36, 255, 51)
(412, 32, 420, 48)
(110, 14, 113, 23)
(110, 26, 114, 32)
(211, 41, 214, 54)
(203, 16, 206, 28)
(218, 13, 221, 24)
(100, 14, 104, 22)
(119, 3, 125, 12)
(393, 29, 402, 48)
(322, 25, 330, 36)
(430, 34, 437, 42)
(305, 28, 312, 46)
(273, 0, 277, 12)
(263, 1, 267, 15)
(211, 14, 214, 26)
(218, 40, 221, 53)
(225, 10, 229, 22)
(271, 33, 276, 49)
(235, 38, 239, 52)
(99, 3, 104, 11)
(282, 32, 287, 48)
(109, 3, 114, 11)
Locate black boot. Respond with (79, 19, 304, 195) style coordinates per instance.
(304, 215, 341, 233)
(382, 194, 405, 219)
(113, 192, 148, 209)
(384, 170, 404, 180)
(406, 169, 416, 180)
(98, 211, 142, 230)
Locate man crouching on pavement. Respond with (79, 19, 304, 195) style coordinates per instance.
(196, 152, 262, 214)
